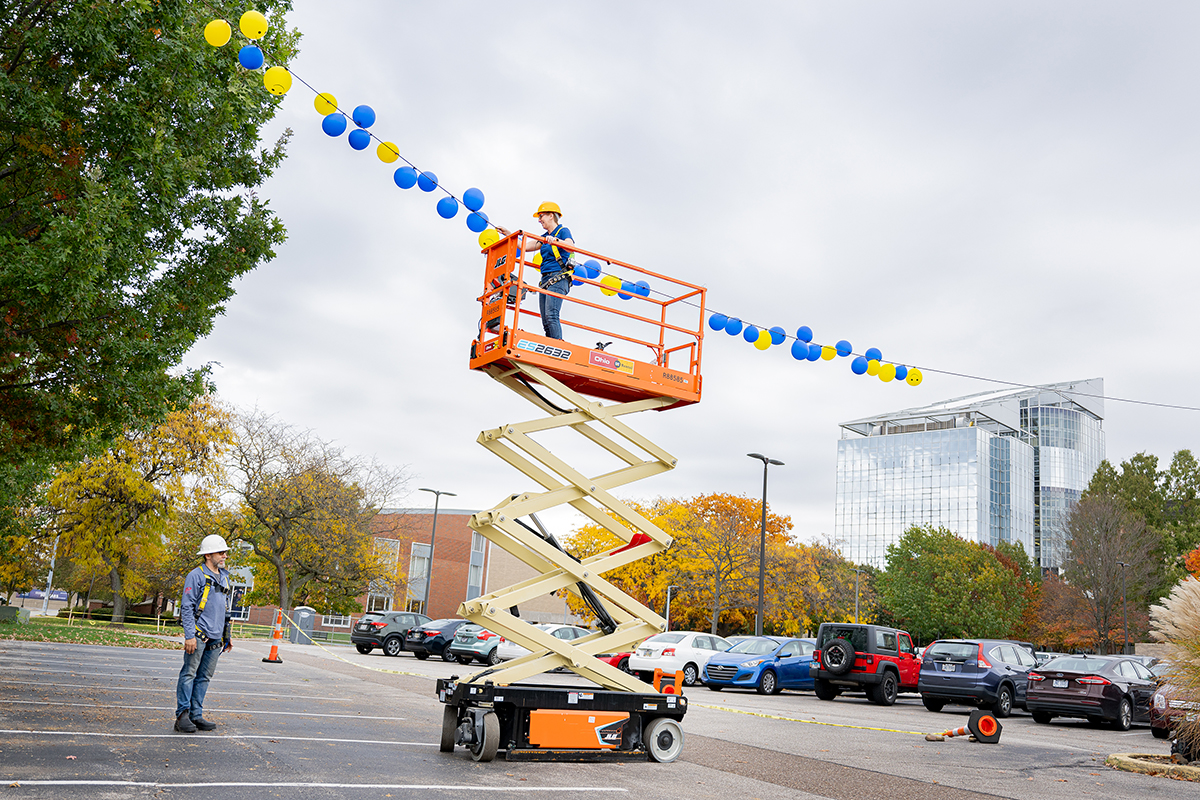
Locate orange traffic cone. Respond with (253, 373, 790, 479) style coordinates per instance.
(925, 709, 1001, 743)
(261, 609, 284, 664)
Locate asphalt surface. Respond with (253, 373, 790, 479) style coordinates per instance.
(0, 637, 1195, 799)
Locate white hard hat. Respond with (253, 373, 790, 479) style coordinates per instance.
(197, 534, 230, 556)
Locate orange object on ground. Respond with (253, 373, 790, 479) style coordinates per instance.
(653, 668, 684, 695)
(261, 609, 284, 664)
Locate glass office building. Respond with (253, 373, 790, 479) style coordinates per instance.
(835, 379, 1104, 571)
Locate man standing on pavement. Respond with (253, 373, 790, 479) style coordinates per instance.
(175, 534, 233, 733)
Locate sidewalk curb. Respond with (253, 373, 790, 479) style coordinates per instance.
(1106, 752, 1200, 781)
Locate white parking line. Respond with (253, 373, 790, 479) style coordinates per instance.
(0, 666, 338, 687)
(0, 679, 355, 702)
(0, 729, 437, 746)
(0, 699, 403, 721)
(6, 782, 627, 791)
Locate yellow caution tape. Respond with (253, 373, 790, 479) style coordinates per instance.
(691, 701, 929, 736)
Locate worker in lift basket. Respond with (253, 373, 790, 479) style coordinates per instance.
(496, 201, 575, 340)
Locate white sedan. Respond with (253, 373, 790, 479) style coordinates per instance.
(627, 631, 733, 686)
(494, 623, 592, 662)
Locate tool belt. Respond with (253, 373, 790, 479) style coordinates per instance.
(539, 266, 574, 289)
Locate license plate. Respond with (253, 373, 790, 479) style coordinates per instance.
(940, 663, 956, 672)
(637, 649, 650, 657)
(1053, 679, 1068, 688)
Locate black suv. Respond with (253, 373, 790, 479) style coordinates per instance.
(810, 623, 921, 706)
(351, 610, 431, 656)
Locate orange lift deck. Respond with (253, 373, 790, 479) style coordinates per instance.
(436, 231, 706, 764)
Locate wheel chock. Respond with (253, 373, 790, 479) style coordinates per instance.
(927, 709, 1002, 744)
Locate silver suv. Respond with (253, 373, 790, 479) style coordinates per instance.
(352, 610, 431, 656)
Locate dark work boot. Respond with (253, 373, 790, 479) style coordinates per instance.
(174, 712, 197, 733)
(191, 716, 216, 731)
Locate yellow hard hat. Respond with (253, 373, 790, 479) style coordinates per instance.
(533, 201, 562, 218)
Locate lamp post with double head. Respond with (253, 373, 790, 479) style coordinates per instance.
(850, 567, 864, 624)
(747, 453, 784, 636)
(665, 585, 678, 631)
(1117, 560, 1129, 655)
(418, 487, 456, 616)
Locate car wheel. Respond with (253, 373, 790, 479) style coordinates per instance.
(414, 651, 429, 660)
(922, 696, 945, 712)
(617, 656, 631, 673)
(757, 670, 779, 695)
(814, 678, 840, 701)
(471, 712, 500, 762)
(682, 663, 699, 686)
(486, 648, 501, 667)
(871, 671, 898, 706)
(383, 636, 404, 657)
(991, 684, 1013, 718)
(1112, 697, 1133, 731)
(440, 705, 458, 753)
(644, 717, 685, 763)
(823, 639, 855, 676)
(1152, 726, 1171, 740)
(441, 647, 456, 663)
(456, 654, 473, 665)
(355, 644, 373, 655)
(1031, 710, 1053, 724)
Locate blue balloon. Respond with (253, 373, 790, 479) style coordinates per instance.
(347, 129, 371, 150)
(417, 171, 438, 192)
(238, 45, 264, 70)
(634, 280, 650, 297)
(463, 188, 485, 212)
(769, 326, 786, 346)
(352, 105, 376, 129)
(851, 356, 869, 375)
(806, 343, 822, 362)
(724, 317, 743, 335)
(836, 340, 853, 357)
(796, 325, 813, 343)
(436, 196, 459, 219)
(895, 365, 909, 381)
(709, 313, 728, 331)
(322, 113, 348, 137)
(572, 265, 587, 287)
(583, 259, 601, 279)
(865, 347, 882, 362)
(743, 325, 759, 343)
(393, 166, 417, 189)
(791, 340, 809, 360)
(466, 211, 489, 232)
(616, 280, 634, 300)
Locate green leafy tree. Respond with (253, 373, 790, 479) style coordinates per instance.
(0, 1, 296, 545)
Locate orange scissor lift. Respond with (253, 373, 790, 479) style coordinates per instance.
(436, 231, 706, 763)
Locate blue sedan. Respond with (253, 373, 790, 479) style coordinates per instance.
(702, 636, 816, 694)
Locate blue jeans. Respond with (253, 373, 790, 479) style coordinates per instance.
(539, 275, 570, 339)
(176, 640, 222, 719)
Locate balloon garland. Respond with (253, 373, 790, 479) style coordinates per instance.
(203, 10, 921, 388)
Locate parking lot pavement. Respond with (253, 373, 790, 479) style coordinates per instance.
(2, 638, 1197, 800)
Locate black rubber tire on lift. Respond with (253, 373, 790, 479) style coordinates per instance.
(644, 717, 685, 763)
(1152, 725, 1171, 739)
(471, 712, 500, 762)
(871, 671, 898, 706)
(757, 670, 779, 695)
(440, 705, 458, 753)
(813, 678, 840, 701)
(355, 644, 372, 655)
(1112, 697, 1133, 731)
(922, 695, 945, 712)
(414, 651, 429, 660)
(441, 647, 457, 663)
(682, 663, 699, 686)
(991, 684, 1013, 718)
(383, 636, 404, 657)
(1031, 710, 1053, 724)
(456, 654, 473, 665)
(823, 639, 855, 676)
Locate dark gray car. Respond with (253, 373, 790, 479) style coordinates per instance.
(351, 610, 431, 656)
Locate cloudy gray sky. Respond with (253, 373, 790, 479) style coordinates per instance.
(184, 1, 1200, 539)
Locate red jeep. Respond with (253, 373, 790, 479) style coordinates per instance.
(810, 623, 921, 706)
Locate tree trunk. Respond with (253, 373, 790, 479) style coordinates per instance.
(109, 567, 126, 624)
(276, 560, 291, 613)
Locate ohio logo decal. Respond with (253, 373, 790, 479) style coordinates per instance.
(589, 351, 634, 375)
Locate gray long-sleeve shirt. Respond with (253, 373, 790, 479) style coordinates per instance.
(180, 565, 230, 641)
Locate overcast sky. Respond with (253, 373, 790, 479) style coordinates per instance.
(183, 1, 1200, 542)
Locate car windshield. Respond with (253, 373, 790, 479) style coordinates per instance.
(361, 613, 384, 621)
(646, 633, 686, 644)
(729, 638, 778, 655)
(926, 642, 977, 662)
(1041, 657, 1111, 673)
(428, 619, 457, 629)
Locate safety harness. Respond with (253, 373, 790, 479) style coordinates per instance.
(194, 570, 232, 649)
(539, 225, 575, 289)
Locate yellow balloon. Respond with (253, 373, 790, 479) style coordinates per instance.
(532, 253, 543, 267)
(880, 363, 896, 382)
(866, 359, 881, 376)
(755, 329, 772, 350)
(821, 345, 836, 360)
(906, 368, 923, 386)
(376, 142, 400, 163)
(600, 275, 622, 297)
(204, 19, 231, 47)
(263, 66, 292, 96)
(314, 92, 338, 115)
(478, 229, 500, 249)
(240, 10, 269, 40)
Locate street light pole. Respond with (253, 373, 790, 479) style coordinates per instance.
(40, 534, 60, 617)
(851, 567, 864, 624)
(747, 453, 784, 637)
(418, 488, 457, 616)
(665, 585, 678, 631)
(1117, 561, 1129, 655)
